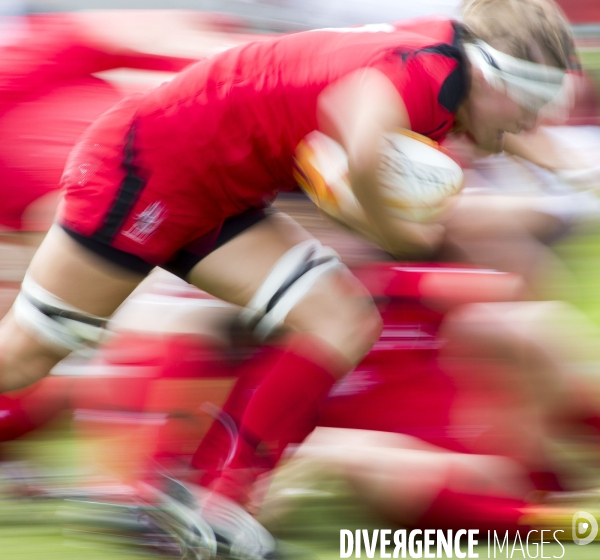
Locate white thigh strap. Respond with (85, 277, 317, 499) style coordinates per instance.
(254, 258, 343, 340)
(14, 275, 109, 353)
(239, 239, 343, 339)
(242, 239, 320, 321)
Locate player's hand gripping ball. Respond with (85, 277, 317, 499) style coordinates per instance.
(294, 129, 464, 230)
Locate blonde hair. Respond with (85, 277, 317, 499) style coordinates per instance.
(462, 0, 576, 69)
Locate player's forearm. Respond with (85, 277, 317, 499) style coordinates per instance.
(347, 132, 389, 229)
(348, 138, 444, 258)
(318, 67, 444, 257)
(503, 130, 583, 171)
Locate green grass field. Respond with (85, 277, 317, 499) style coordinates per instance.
(3, 430, 600, 560)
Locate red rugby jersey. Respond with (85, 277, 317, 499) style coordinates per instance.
(133, 17, 468, 215)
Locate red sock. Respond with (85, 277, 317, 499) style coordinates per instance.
(191, 345, 284, 487)
(209, 336, 349, 505)
(415, 488, 529, 536)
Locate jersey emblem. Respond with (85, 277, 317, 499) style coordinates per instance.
(122, 201, 168, 244)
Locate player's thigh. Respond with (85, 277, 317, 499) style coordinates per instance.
(187, 212, 381, 363)
(0, 226, 145, 390)
(187, 212, 312, 306)
(26, 225, 144, 317)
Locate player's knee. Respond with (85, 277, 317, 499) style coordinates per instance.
(236, 239, 381, 365)
(0, 322, 62, 392)
(292, 275, 382, 365)
(332, 296, 382, 363)
(364, 301, 384, 347)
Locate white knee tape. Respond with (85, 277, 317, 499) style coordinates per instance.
(239, 239, 344, 339)
(14, 275, 109, 353)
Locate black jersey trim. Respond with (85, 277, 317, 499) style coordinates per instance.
(94, 123, 147, 245)
(395, 22, 470, 115)
(162, 208, 270, 279)
(419, 24, 469, 114)
(437, 62, 467, 113)
(61, 226, 154, 275)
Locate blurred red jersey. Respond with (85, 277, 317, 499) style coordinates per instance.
(0, 13, 193, 231)
(60, 17, 468, 266)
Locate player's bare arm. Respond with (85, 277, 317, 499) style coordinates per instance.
(317, 68, 445, 258)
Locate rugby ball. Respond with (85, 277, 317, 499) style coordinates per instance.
(293, 129, 464, 229)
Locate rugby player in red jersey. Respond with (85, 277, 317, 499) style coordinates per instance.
(0, 0, 576, 556)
